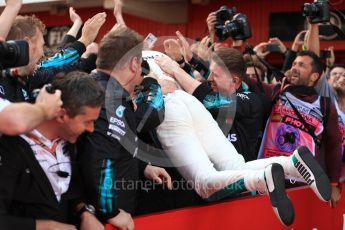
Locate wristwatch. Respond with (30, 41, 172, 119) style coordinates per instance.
(77, 204, 96, 217)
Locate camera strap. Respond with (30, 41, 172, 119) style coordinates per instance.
(244, 45, 285, 93)
(284, 95, 322, 147)
(330, 23, 345, 39)
(245, 45, 265, 93)
(329, 6, 345, 39)
(256, 55, 285, 83)
(250, 56, 265, 93)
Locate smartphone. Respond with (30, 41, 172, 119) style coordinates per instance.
(145, 33, 157, 49)
(320, 50, 331, 59)
(266, 44, 281, 53)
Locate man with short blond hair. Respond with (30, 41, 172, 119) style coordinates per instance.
(7, 15, 45, 40)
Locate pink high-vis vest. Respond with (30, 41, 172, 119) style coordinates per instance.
(259, 92, 323, 158)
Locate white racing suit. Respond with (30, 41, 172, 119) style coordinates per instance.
(157, 90, 299, 201)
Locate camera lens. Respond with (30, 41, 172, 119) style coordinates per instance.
(302, 3, 316, 17)
(0, 40, 29, 69)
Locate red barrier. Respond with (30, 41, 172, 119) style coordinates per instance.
(105, 186, 345, 230)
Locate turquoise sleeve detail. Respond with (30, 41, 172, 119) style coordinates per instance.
(135, 84, 164, 110)
(241, 82, 249, 92)
(203, 71, 210, 80)
(98, 159, 115, 214)
(148, 84, 164, 110)
(203, 93, 233, 109)
(39, 47, 80, 69)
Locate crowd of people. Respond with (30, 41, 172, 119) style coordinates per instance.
(0, 0, 344, 229)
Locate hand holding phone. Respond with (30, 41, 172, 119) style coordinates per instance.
(266, 44, 281, 53)
(320, 50, 331, 59)
(145, 33, 157, 49)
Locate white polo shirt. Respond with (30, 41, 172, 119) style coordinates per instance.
(21, 130, 72, 201)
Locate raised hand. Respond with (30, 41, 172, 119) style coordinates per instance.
(113, 0, 123, 17)
(0, 0, 22, 39)
(163, 39, 183, 61)
(5, 0, 22, 8)
(79, 12, 107, 46)
(292, 30, 306, 52)
(206, 12, 217, 42)
(113, 0, 126, 25)
(66, 7, 83, 38)
(268, 37, 287, 54)
(69, 7, 82, 23)
(198, 36, 214, 61)
(176, 31, 193, 62)
(36, 85, 63, 120)
(253, 42, 270, 58)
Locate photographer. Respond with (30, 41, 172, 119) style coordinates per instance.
(0, 0, 64, 135)
(1, 13, 106, 103)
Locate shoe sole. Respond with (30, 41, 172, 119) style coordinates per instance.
(293, 146, 331, 202)
(266, 163, 295, 226)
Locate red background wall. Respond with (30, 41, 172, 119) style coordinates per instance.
(30, 0, 345, 62)
(105, 186, 345, 230)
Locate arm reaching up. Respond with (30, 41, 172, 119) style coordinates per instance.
(66, 7, 83, 38)
(0, 0, 22, 39)
(111, 0, 126, 31)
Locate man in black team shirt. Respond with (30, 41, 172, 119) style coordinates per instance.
(156, 48, 263, 161)
(77, 26, 172, 230)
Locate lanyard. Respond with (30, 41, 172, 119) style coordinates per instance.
(284, 95, 321, 147)
(26, 133, 59, 157)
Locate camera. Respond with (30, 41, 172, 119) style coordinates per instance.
(31, 83, 56, 99)
(301, 0, 330, 24)
(215, 5, 237, 27)
(0, 40, 29, 70)
(215, 13, 252, 41)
